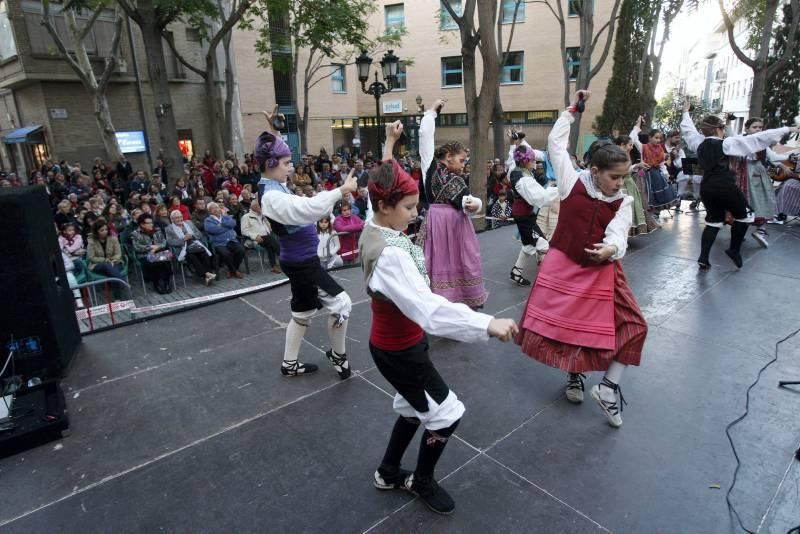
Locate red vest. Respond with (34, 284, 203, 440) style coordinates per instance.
(370, 299, 424, 351)
(549, 179, 623, 266)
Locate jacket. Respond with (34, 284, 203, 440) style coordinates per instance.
(240, 211, 272, 242)
(165, 221, 204, 248)
(204, 214, 239, 246)
(87, 236, 123, 269)
(131, 228, 167, 257)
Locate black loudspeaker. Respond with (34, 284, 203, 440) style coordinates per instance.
(0, 186, 81, 380)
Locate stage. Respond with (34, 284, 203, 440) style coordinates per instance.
(1, 209, 799, 533)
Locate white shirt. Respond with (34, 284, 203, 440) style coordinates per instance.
(680, 112, 790, 157)
(549, 111, 633, 260)
(367, 221, 492, 343)
(514, 171, 559, 209)
(419, 110, 437, 179)
(261, 179, 342, 225)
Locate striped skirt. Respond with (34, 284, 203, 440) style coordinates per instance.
(517, 252, 647, 373)
(776, 179, 800, 216)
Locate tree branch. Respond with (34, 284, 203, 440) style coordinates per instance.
(503, 0, 524, 61)
(717, 0, 757, 68)
(162, 30, 207, 77)
(77, 3, 104, 42)
(527, 0, 562, 23)
(40, 0, 93, 88)
(308, 65, 341, 90)
(589, 0, 622, 80)
(116, 0, 140, 25)
(207, 0, 254, 58)
(589, 18, 612, 54)
(97, 5, 125, 91)
(766, 0, 800, 77)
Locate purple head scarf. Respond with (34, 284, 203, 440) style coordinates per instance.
(254, 131, 292, 170)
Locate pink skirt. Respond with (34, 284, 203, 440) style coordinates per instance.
(420, 204, 488, 308)
(517, 248, 647, 373)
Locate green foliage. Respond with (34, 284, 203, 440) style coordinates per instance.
(247, 0, 379, 72)
(653, 88, 720, 134)
(764, 2, 800, 127)
(595, 0, 654, 135)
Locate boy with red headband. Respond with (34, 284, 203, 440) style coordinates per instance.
(257, 106, 359, 378)
(360, 121, 518, 515)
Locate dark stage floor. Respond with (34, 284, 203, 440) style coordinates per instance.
(2, 209, 800, 533)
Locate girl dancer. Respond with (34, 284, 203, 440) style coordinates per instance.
(680, 101, 798, 268)
(258, 106, 357, 378)
(362, 121, 518, 515)
(517, 91, 648, 428)
(417, 99, 488, 308)
(614, 134, 654, 236)
(631, 119, 679, 217)
(731, 118, 780, 248)
(508, 143, 559, 286)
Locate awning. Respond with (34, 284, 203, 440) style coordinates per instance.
(2, 125, 43, 144)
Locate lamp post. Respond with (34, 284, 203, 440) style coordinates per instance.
(356, 49, 400, 151)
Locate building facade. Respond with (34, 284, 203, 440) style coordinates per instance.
(233, 0, 617, 159)
(0, 0, 223, 178)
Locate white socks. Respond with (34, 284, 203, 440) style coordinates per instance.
(600, 361, 627, 402)
(283, 318, 307, 363)
(327, 315, 348, 355)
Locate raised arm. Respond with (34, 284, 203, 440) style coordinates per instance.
(548, 91, 587, 199)
(722, 126, 793, 157)
(420, 99, 444, 179)
(630, 115, 644, 155)
(262, 170, 356, 226)
(513, 172, 559, 209)
(680, 112, 705, 153)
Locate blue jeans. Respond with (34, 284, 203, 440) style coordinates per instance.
(92, 261, 127, 282)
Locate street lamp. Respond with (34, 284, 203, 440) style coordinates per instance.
(416, 95, 424, 113)
(356, 49, 401, 150)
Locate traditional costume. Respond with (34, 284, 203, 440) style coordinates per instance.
(730, 146, 783, 247)
(508, 144, 559, 286)
(517, 109, 647, 428)
(416, 109, 488, 308)
(257, 131, 352, 378)
(631, 126, 679, 212)
(680, 112, 791, 268)
(361, 159, 494, 515)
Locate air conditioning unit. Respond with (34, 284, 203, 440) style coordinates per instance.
(117, 59, 128, 74)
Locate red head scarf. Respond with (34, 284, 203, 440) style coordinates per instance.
(368, 159, 419, 208)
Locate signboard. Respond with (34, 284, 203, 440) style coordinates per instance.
(115, 131, 147, 153)
(49, 108, 68, 119)
(382, 100, 403, 114)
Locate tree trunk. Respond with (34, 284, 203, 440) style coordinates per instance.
(644, 55, 661, 122)
(295, 45, 307, 154)
(94, 90, 122, 161)
(223, 31, 234, 153)
(302, 82, 310, 156)
(138, 8, 183, 187)
(492, 92, 505, 162)
(204, 54, 226, 158)
(750, 67, 768, 117)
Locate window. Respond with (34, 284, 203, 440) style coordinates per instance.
(441, 56, 463, 87)
(0, 0, 17, 60)
(392, 62, 407, 91)
(501, 51, 524, 84)
(566, 47, 580, 80)
(440, 0, 462, 30)
(385, 4, 405, 30)
(568, 0, 593, 17)
(501, 0, 525, 23)
(331, 64, 346, 93)
(438, 113, 468, 127)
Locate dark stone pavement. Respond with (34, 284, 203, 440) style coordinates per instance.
(1, 208, 799, 533)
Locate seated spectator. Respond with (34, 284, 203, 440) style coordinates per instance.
(332, 200, 363, 263)
(222, 175, 243, 198)
(203, 202, 245, 278)
(131, 213, 173, 294)
(490, 190, 513, 229)
(191, 198, 210, 232)
(239, 188, 253, 212)
(87, 219, 128, 297)
(103, 203, 127, 235)
(317, 216, 342, 269)
(240, 199, 281, 273)
(59, 222, 85, 259)
(173, 176, 193, 203)
(148, 183, 165, 205)
(166, 210, 216, 286)
(168, 195, 190, 221)
(195, 185, 212, 205)
(69, 175, 92, 201)
(54, 200, 76, 229)
(293, 164, 313, 189)
(154, 204, 171, 231)
(129, 170, 150, 195)
(224, 194, 243, 233)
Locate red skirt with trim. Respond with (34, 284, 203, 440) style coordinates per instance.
(516, 248, 647, 373)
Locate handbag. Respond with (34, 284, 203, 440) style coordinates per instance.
(146, 250, 174, 263)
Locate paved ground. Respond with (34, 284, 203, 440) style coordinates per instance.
(2, 207, 800, 533)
